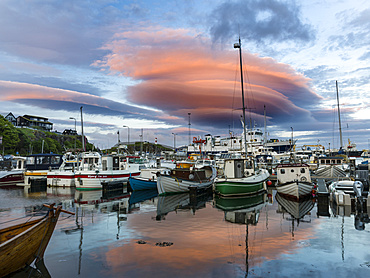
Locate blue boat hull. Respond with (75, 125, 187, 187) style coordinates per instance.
(129, 176, 157, 191)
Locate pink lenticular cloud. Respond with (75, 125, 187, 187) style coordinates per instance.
(95, 28, 321, 128)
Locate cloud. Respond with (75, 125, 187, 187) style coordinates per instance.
(94, 27, 321, 130)
(0, 1, 117, 65)
(208, 0, 315, 44)
(0, 80, 160, 119)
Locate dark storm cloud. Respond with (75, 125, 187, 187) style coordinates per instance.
(208, 0, 315, 44)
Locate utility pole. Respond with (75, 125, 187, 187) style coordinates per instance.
(69, 117, 77, 151)
(80, 106, 85, 151)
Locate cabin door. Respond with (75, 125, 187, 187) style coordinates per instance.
(113, 156, 119, 170)
(234, 160, 244, 178)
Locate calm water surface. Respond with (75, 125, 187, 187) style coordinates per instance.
(1, 186, 369, 278)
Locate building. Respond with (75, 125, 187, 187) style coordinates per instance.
(63, 129, 77, 135)
(17, 115, 53, 131)
(4, 112, 17, 125)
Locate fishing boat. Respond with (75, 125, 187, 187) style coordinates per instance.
(275, 162, 314, 200)
(74, 152, 142, 190)
(0, 204, 74, 277)
(46, 152, 78, 187)
(0, 155, 26, 188)
(129, 167, 172, 191)
(215, 158, 269, 196)
(214, 38, 270, 196)
(156, 162, 217, 195)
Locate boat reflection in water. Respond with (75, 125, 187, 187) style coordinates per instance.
(156, 191, 212, 220)
(328, 191, 370, 231)
(275, 192, 315, 239)
(215, 192, 268, 277)
(128, 189, 158, 212)
(47, 185, 76, 198)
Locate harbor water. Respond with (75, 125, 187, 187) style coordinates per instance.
(1, 186, 369, 278)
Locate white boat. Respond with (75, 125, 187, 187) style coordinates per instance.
(328, 180, 363, 205)
(47, 152, 77, 187)
(74, 152, 142, 190)
(156, 164, 217, 195)
(275, 163, 314, 200)
(0, 156, 26, 188)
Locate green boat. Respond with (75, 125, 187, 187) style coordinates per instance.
(215, 159, 269, 196)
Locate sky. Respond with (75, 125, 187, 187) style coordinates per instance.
(0, 0, 369, 151)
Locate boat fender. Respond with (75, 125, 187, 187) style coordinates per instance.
(266, 180, 272, 186)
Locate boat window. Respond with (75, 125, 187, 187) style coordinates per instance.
(291, 169, 294, 173)
(95, 158, 99, 164)
(37, 156, 48, 165)
(280, 169, 285, 174)
(337, 159, 341, 164)
(326, 159, 330, 164)
(51, 156, 60, 164)
(26, 157, 35, 165)
(300, 168, 305, 173)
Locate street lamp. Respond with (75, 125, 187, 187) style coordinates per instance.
(69, 117, 77, 151)
(172, 133, 177, 153)
(123, 125, 130, 153)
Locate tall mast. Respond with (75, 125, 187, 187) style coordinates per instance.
(234, 37, 248, 155)
(336, 81, 343, 149)
(264, 105, 267, 145)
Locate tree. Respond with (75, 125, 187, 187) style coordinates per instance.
(0, 115, 20, 154)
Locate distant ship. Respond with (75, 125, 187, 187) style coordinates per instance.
(265, 138, 297, 154)
(187, 128, 296, 155)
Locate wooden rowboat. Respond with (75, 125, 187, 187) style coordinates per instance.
(0, 204, 74, 277)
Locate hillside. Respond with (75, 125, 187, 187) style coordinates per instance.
(0, 115, 92, 155)
(0, 115, 172, 156)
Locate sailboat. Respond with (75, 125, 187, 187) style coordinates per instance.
(214, 37, 270, 196)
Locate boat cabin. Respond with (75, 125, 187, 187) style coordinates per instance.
(26, 154, 63, 171)
(223, 159, 254, 179)
(0, 156, 26, 171)
(318, 156, 345, 167)
(77, 152, 146, 172)
(276, 163, 311, 184)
